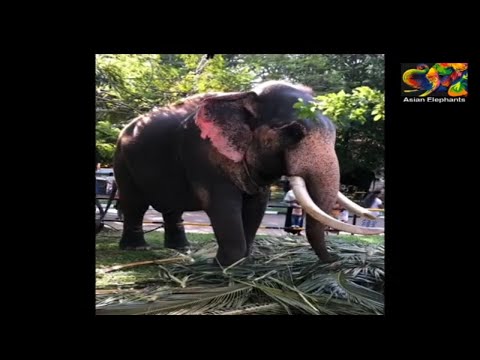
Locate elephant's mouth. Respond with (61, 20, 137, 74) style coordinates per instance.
(288, 176, 384, 235)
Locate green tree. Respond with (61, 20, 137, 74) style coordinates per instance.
(96, 121, 122, 165)
(231, 54, 384, 94)
(323, 54, 385, 91)
(234, 54, 341, 93)
(322, 87, 384, 175)
(295, 86, 385, 175)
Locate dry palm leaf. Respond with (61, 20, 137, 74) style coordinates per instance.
(96, 236, 384, 315)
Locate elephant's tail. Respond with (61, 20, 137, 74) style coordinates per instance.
(99, 181, 118, 222)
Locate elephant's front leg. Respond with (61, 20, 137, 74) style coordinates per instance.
(242, 188, 269, 256)
(206, 187, 247, 266)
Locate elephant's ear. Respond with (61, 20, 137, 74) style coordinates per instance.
(195, 92, 259, 162)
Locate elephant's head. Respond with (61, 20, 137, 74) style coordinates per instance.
(194, 81, 383, 260)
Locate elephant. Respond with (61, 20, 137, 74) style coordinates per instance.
(113, 80, 384, 266)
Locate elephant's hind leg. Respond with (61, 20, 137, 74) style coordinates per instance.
(118, 199, 150, 250)
(115, 165, 150, 250)
(163, 211, 190, 252)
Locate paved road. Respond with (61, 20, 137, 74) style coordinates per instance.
(98, 206, 384, 237)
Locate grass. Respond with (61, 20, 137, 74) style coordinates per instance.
(96, 231, 213, 288)
(334, 234, 384, 245)
(96, 229, 384, 315)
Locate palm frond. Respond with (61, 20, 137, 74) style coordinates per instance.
(336, 272, 384, 314)
(211, 303, 285, 315)
(96, 284, 252, 315)
(96, 235, 385, 315)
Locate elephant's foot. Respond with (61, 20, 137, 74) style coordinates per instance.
(119, 241, 151, 251)
(164, 235, 191, 254)
(119, 231, 150, 250)
(163, 214, 190, 253)
(317, 252, 339, 263)
(164, 236, 190, 250)
(245, 245, 255, 258)
(214, 247, 247, 267)
(164, 244, 192, 255)
(210, 255, 259, 269)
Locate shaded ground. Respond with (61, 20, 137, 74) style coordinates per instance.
(98, 206, 384, 236)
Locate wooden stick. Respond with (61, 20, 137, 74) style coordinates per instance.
(103, 257, 189, 273)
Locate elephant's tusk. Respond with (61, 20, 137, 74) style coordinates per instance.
(288, 176, 384, 235)
(337, 192, 377, 220)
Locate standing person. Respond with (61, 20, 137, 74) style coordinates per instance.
(339, 208, 349, 223)
(290, 201, 303, 228)
(283, 186, 304, 231)
(95, 149, 101, 194)
(361, 190, 383, 227)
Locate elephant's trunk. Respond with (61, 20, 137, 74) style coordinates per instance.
(285, 131, 383, 261)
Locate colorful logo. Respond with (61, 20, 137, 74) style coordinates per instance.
(402, 63, 468, 97)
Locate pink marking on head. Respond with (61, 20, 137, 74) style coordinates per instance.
(195, 107, 244, 162)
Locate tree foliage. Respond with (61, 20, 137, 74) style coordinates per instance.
(232, 54, 384, 94)
(318, 87, 384, 174)
(295, 86, 385, 175)
(322, 54, 385, 92)
(96, 121, 121, 164)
